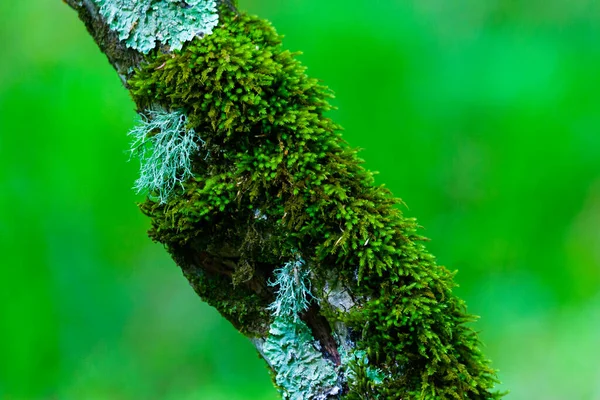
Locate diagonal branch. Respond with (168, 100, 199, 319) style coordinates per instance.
(63, 1, 502, 399)
(64, 0, 143, 84)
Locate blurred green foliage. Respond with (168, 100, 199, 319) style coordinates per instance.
(0, 0, 599, 399)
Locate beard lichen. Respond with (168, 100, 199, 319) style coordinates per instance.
(267, 257, 314, 322)
(128, 107, 205, 203)
(128, 8, 502, 399)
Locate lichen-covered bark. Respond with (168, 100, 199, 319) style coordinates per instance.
(64, 0, 142, 84)
(65, 1, 502, 398)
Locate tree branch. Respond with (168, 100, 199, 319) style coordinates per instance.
(63, 1, 502, 398)
(64, 0, 142, 85)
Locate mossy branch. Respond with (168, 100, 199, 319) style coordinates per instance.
(64, 1, 502, 398)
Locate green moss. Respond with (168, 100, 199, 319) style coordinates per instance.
(342, 349, 385, 399)
(184, 265, 271, 336)
(130, 9, 501, 399)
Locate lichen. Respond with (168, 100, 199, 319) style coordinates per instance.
(128, 107, 204, 203)
(267, 257, 314, 322)
(263, 317, 339, 400)
(261, 256, 339, 399)
(129, 9, 502, 399)
(94, 0, 219, 53)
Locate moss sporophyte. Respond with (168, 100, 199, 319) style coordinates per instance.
(74, 1, 502, 398)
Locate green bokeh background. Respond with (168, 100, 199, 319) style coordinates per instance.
(1, 1, 599, 398)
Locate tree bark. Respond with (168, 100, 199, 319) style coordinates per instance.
(63, 0, 142, 84)
(64, 1, 502, 398)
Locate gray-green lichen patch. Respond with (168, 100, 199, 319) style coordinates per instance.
(323, 280, 355, 314)
(267, 258, 314, 322)
(95, 0, 219, 53)
(129, 107, 204, 203)
(263, 257, 340, 399)
(263, 317, 340, 400)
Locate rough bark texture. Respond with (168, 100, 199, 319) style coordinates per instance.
(64, 0, 143, 84)
(64, 1, 502, 398)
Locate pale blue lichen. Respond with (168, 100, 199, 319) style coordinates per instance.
(263, 317, 339, 400)
(264, 256, 383, 397)
(94, 0, 219, 53)
(129, 107, 204, 203)
(263, 257, 339, 399)
(267, 257, 314, 322)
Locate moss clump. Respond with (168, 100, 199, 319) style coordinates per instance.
(130, 9, 501, 399)
(342, 349, 385, 399)
(184, 265, 272, 336)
